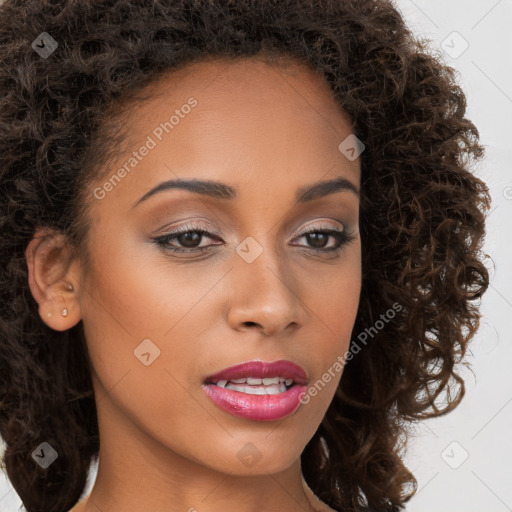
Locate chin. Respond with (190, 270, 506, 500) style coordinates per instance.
(196, 431, 307, 476)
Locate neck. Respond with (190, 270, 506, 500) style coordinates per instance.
(81, 390, 318, 512)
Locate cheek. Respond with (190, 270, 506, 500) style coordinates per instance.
(78, 240, 214, 417)
(81, 242, 208, 335)
(80, 249, 213, 446)
(80, 217, 229, 357)
(297, 244, 361, 408)
(303, 241, 361, 348)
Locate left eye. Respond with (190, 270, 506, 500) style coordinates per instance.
(152, 225, 354, 256)
(293, 229, 352, 250)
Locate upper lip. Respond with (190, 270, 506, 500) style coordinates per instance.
(204, 359, 308, 386)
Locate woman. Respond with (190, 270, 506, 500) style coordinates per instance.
(0, 1, 490, 511)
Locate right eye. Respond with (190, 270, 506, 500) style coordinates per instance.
(152, 225, 223, 255)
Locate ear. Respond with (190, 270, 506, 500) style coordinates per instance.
(25, 226, 82, 331)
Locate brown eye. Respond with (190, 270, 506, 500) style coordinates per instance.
(292, 227, 355, 253)
(153, 228, 220, 253)
(304, 231, 331, 249)
(152, 221, 223, 256)
(174, 231, 205, 248)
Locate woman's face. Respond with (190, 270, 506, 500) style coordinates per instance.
(65, 58, 361, 476)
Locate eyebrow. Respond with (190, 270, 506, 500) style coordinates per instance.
(131, 176, 359, 209)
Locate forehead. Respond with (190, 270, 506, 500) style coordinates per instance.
(90, 56, 360, 211)
(118, 55, 355, 147)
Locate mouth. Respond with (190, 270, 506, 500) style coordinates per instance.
(202, 360, 308, 422)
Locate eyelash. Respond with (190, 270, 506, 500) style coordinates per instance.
(152, 222, 356, 257)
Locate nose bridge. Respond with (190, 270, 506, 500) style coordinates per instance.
(228, 232, 303, 334)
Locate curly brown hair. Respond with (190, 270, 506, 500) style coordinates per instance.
(0, 0, 490, 511)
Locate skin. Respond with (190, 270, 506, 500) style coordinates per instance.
(25, 56, 362, 512)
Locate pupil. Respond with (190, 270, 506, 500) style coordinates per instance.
(180, 232, 201, 247)
(308, 233, 327, 248)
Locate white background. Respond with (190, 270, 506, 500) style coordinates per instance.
(1, 0, 511, 510)
(391, 1, 512, 511)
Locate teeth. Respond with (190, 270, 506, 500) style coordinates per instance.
(225, 383, 286, 395)
(212, 376, 294, 392)
(213, 377, 292, 394)
(214, 376, 293, 384)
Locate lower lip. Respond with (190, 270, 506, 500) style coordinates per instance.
(202, 383, 308, 421)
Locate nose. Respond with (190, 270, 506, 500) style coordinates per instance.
(226, 240, 305, 337)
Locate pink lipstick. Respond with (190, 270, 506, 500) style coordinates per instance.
(202, 360, 308, 421)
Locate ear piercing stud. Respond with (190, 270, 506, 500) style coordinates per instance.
(61, 283, 73, 316)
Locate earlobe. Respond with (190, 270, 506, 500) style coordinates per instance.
(25, 226, 82, 331)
